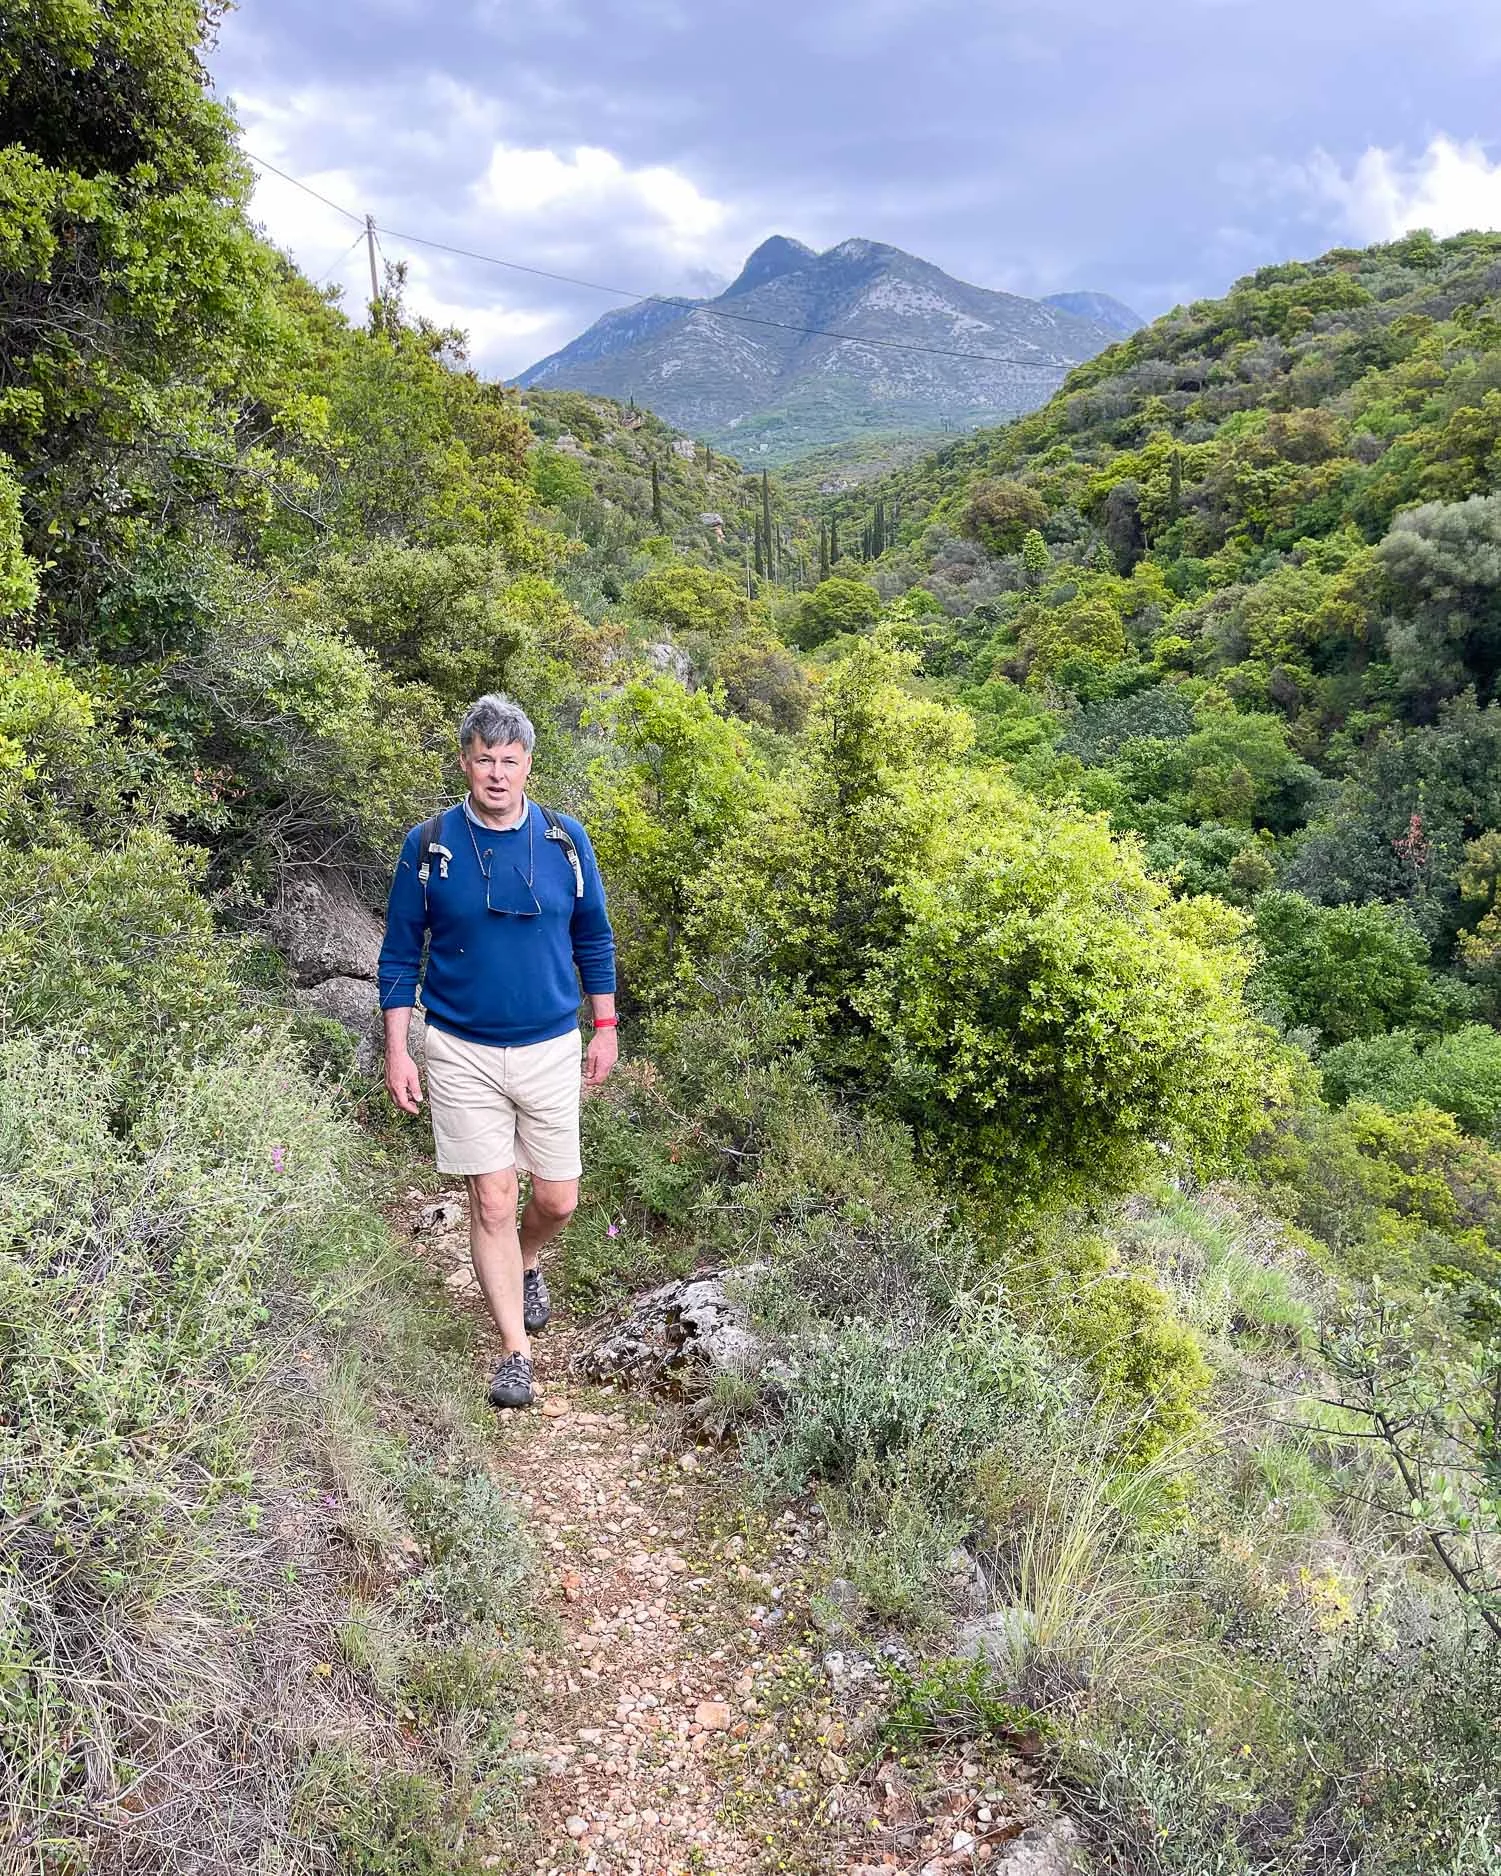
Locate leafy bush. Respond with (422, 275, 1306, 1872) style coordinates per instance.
(1250, 889, 1455, 1045)
(584, 674, 766, 1008)
(1322, 1023, 1501, 1139)
(0, 826, 244, 1073)
(792, 575, 882, 648)
(859, 772, 1273, 1209)
(750, 1314, 1067, 1511)
(1027, 1236, 1211, 1462)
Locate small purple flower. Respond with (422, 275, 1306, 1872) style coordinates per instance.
(606, 1221, 620, 1238)
(270, 1145, 286, 1174)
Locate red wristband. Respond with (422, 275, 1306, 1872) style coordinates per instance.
(593, 1017, 618, 1029)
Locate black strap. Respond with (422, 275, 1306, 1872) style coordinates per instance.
(416, 803, 584, 902)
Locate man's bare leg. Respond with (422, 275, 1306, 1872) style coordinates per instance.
(519, 1174, 579, 1271)
(466, 1168, 528, 1356)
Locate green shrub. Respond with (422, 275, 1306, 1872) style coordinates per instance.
(0, 826, 244, 1074)
(792, 575, 882, 649)
(0, 1029, 534, 1871)
(749, 1313, 1067, 1511)
(1035, 1237, 1211, 1462)
(1250, 889, 1457, 1045)
(1322, 1023, 1501, 1139)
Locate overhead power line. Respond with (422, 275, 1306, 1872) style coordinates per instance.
(243, 148, 1075, 373)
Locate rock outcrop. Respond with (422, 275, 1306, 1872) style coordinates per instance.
(272, 870, 419, 1073)
(580, 1272, 772, 1389)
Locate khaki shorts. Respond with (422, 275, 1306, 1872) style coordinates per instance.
(423, 1024, 583, 1179)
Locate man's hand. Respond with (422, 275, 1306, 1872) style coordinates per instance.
(584, 1027, 619, 1092)
(386, 1049, 424, 1116)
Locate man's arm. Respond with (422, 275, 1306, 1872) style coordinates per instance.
(379, 829, 427, 1115)
(584, 990, 617, 1091)
(383, 1007, 424, 1113)
(568, 821, 619, 1091)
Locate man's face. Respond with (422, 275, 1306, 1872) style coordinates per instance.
(460, 737, 532, 817)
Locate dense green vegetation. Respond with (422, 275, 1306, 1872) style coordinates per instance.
(3, 6, 1500, 1873)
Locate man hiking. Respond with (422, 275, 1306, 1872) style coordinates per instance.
(378, 693, 618, 1410)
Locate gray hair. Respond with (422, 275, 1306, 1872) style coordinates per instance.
(459, 692, 535, 753)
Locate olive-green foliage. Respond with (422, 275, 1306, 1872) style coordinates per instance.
(1029, 1236, 1212, 1462)
(696, 641, 1274, 1211)
(0, 825, 243, 1071)
(0, 456, 38, 618)
(1321, 1023, 1501, 1140)
(629, 562, 749, 638)
(862, 779, 1272, 1206)
(749, 1313, 1069, 1511)
(1250, 889, 1458, 1044)
(1115, 707, 1322, 833)
(584, 675, 766, 1009)
(1261, 1095, 1501, 1286)
(962, 477, 1046, 554)
(307, 542, 529, 705)
(1380, 490, 1501, 714)
(0, 646, 97, 841)
(709, 624, 811, 732)
(527, 442, 593, 509)
(1068, 1609, 1501, 1876)
(792, 575, 882, 649)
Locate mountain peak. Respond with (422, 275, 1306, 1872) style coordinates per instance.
(723, 235, 817, 299)
(515, 236, 1132, 463)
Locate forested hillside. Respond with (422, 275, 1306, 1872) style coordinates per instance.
(3, 7, 1500, 1875)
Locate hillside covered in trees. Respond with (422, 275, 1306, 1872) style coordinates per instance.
(3, 6, 1500, 1874)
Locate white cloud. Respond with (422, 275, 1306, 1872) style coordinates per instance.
(1307, 134, 1501, 242)
(470, 143, 726, 253)
(232, 80, 748, 374)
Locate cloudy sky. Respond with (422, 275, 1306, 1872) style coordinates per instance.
(212, 0, 1501, 380)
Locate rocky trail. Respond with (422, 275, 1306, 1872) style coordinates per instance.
(405, 1192, 1079, 1876)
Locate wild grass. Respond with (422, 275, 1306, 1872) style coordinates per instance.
(0, 1029, 536, 1875)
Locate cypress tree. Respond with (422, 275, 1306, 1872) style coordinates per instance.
(761, 471, 774, 583)
(830, 515, 839, 563)
(650, 458, 663, 528)
(753, 525, 764, 579)
(874, 499, 886, 557)
(819, 521, 830, 582)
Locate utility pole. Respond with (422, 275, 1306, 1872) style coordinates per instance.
(365, 214, 381, 331)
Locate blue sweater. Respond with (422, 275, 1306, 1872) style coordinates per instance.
(378, 801, 617, 1048)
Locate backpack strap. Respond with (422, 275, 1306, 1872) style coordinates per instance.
(538, 804, 585, 900)
(415, 807, 456, 914)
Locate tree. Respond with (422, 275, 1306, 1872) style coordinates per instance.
(631, 564, 749, 639)
(585, 676, 765, 1008)
(1102, 480, 1147, 574)
(1249, 890, 1446, 1045)
(761, 470, 774, 583)
(962, 479, 1046, 555)
(1321, 1023, 1501, 1139)
(792, 576, 882, 650)
(1380, 491, 1501, 716)
(1020, 528, 1051, 587)
(695, 641, 1273, 1213)
(650, 456, 663, 527)
(819, 521, 830, 583)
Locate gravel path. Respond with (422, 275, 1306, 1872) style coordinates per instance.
(411, 1194, 806, 1875)
(406, 1193, 1075, 1876)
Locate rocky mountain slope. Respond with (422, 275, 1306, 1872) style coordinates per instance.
(515, 236, 1140, 463)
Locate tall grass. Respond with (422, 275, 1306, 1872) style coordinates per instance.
(0, 1030, 534, 1875)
